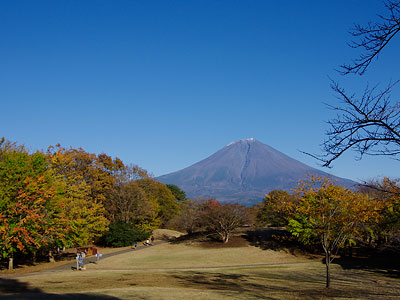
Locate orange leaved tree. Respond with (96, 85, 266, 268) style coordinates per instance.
(0, 139, 66, 269)
(285, 176, 382, 288)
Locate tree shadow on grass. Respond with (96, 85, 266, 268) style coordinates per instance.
(248, 228, 400, 281)
(334, 253, 400, 279)
(171, 271, 352, 299)
(0, 277, 122, 300)
(171, 270, 400, 300)
(172, 272, 278, 299)
(246, 228, 319, 257)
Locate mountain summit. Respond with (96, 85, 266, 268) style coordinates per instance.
(157, 138, 357, 205)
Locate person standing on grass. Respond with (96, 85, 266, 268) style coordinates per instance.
(77, 253, 84, 270)
(151, 236, 154, 245)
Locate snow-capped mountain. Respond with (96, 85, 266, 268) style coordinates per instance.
(157, 138, 357, 205)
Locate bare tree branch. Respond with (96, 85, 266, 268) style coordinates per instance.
(307, 80, 400, 167)
(340, 1, 400, 75)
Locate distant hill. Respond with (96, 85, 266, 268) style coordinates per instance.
(157, 138, 358, 205)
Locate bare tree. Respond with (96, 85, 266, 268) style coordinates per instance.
(202, 200, 249, 243)
(317, 1, 400, 167)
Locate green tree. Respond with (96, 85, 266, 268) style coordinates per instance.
(101, 220, 150, 247)
(166, 184, 187, 203)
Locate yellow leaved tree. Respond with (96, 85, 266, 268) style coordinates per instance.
(283, 175, 383, 288)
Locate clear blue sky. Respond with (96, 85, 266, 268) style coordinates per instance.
(1, 0, 399, 182)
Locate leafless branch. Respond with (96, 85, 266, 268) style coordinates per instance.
(340, 1, 400, 75)
(306, 80, 400, 167)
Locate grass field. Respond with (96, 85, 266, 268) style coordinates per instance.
(1, 235, 399, 300)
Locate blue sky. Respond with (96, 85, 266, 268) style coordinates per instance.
(1, 0, 399, 182)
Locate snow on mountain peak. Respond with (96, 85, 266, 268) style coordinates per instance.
(226, 138, 256, 147)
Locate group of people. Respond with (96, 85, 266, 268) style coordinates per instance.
(132, 236, 155, 249)
(75, 248, 101, 271)
(75, 236, 155, 271)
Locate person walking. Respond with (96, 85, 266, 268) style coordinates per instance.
(151, 236, 155, 245)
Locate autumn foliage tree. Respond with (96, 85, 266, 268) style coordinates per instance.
(361, 177, 400, 245)
(257, 190, 294, 227)
(0, 139, 66, 269)
(135, 179, 180, 228)
(169, 198, 208, 234)
(282, 176, 383, 288)
(45, 145, 123, 247)
(201, 199, 250, 243)
(0, 137, 189, 268)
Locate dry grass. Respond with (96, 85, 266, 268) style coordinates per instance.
(1, 238, 399, 300)
(90, 241, 310, 270)
(152, 229, 184, 240)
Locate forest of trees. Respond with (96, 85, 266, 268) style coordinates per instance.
(0, 138, 253, 270)
(0, 138, 182, 269)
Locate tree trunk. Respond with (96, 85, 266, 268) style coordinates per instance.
(325, 253, 331, 288)
(8, 256, 13, 270)
(32, 250, 37, 264)
(223, 232, 229, 243)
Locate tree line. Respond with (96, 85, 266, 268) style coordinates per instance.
(0, 137, 252, 270)
(0, 138, 180, 270)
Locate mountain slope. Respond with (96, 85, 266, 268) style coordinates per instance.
(157, 138, 357, 205)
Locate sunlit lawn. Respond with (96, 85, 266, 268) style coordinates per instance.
(1, 241, 399, 300)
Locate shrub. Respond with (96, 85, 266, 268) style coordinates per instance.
(101, 221, 150, 247)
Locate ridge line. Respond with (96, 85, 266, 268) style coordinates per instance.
(240, 142, 251, 190)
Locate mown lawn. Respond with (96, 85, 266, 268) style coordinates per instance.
(1, 239, 399, 300)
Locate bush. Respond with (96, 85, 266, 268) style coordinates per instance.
(101, 221, 150, 247)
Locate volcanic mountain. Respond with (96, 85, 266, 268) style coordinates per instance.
(157, 138, 357, 205)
